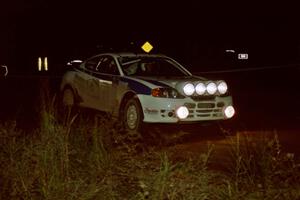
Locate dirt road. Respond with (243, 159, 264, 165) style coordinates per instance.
(156, 124, 300, 171)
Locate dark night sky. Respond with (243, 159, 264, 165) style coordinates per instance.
(1, 1, 299, 129)
(1, 1, 300, 72)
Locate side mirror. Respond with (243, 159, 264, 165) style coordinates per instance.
(66, 60, 82, 68)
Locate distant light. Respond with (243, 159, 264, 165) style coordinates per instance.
(67, 60, 82, 66)
(1, 65, 8, 76)
(38, 57, 49, 71)
(44, 57, 48, 71)
(72, 60, 82, 63)
(38, 57, 42, 71)
(226, 49, 235, 53)
(238, 53, 248, 60)
(141, 41, 153, 53)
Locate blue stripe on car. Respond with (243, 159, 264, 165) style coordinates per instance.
(75, 68, 152, 95)
(120, 77, 152, 95)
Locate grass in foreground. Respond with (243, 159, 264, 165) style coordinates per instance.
(0, 108, 299, 199)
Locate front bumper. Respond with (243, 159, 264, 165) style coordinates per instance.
(137, 94, 234, 123)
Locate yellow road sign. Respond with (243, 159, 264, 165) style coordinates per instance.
(141, 41, 153, 53)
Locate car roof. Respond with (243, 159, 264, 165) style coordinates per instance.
(91, 52, 169, 59)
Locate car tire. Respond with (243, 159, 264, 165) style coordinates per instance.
(123, 97, 144, 133)
(62, 87, 75, 106)
(59, 87, 77, 125)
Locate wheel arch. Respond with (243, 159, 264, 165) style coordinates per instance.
(119, 91, 144, 119)
(61, 84, 81, 104)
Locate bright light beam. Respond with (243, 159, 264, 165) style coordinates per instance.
(44, 57, 48, 71)
(38, 57, 42, 71)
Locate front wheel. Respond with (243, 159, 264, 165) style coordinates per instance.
(62, 88, 75, 107)
(123, 98, 144, 133)
(58, 87, 78, 125)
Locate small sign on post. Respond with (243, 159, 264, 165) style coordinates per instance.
(141, 41, 153, 53)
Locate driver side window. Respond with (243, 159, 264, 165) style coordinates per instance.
(84, 56, 102, 71)
(97, 56, 119, 75)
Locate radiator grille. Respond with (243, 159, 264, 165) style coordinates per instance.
(185, 101, 225, 119)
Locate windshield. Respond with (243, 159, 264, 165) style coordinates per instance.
(118, 57, 190, 77)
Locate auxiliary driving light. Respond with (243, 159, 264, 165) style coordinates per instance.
(206, 82, 217, 95)
(217, 81, 228, 94)
(176, 106, 189, 119)
(183, 83, 195, 96)
(224, 106, 235, 119)
(195, 82, 206, 95)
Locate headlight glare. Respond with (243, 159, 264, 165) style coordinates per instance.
(176, 106, 189, 119)
(206, 82, 217, 95)
(183, 83, 195, 96)
(224, 106, 235, 118)
(195, 82, 206, 95)
(218, 81, 228, 94)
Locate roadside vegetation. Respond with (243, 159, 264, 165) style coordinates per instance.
(0, 87, 299, 199)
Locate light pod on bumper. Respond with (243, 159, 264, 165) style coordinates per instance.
(195, 82, 206, 95)
(224, 106, 235, 118)
(206, 82, 217, 95)
(176, 106, 189, 119)
(183, 83, 195, 96)
(217, 81, 228, 95)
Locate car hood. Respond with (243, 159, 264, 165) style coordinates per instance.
(137, 76, 208, 88)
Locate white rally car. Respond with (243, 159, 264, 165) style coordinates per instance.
(60, 53, 235, 131)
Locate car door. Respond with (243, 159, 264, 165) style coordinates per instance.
(73, 56, 102, 110)
(95, 56, 120, 113)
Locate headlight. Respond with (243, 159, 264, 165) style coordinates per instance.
(176, 106, 189, 119)
(224, 106, 235, 118)
(206, 82, 217, 95)
(217, 81, 228, 95)
(195, 82, 206, 95)
(151, 88, 184, 99)
(183, 83, 195, 96)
